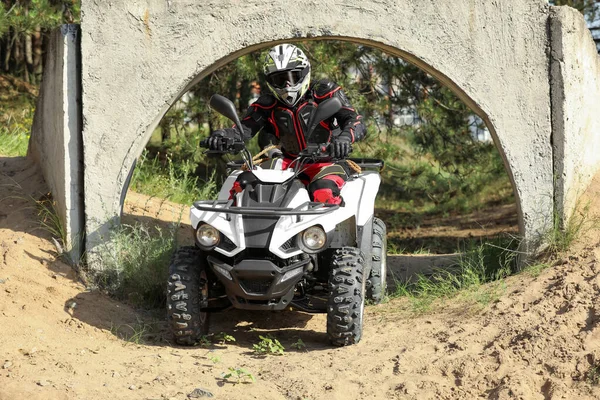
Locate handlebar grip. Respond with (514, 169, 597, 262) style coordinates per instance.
(302, 143, 330, 156)
(231, 141, 245, 152)
(202, 136, 245, 155)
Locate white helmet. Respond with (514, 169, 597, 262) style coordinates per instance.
(263, 44, 311, 107)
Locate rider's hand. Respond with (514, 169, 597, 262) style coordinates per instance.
(331, 135, 352, 159)
(207, 128, 239, 151)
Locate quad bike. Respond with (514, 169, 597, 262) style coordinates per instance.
(167, 94, 387, 346)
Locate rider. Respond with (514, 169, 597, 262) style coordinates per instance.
(207, 43, 367, 205)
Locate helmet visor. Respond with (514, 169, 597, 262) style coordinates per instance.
(267, 70, 305, 89)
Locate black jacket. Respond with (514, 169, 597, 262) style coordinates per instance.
(238, 79, 366, 156)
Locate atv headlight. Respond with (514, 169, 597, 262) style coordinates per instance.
(301, 226, 327, 251)
(196, 224, 220, 249)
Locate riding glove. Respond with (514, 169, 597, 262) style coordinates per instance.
(207, 128, 239, 151)
(331, 135, 352, 159)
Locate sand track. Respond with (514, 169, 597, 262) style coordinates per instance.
(2, 156, 600, 399)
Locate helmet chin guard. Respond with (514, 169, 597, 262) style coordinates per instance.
(264, 44, 311, 107)
(266, 71, 311, 107)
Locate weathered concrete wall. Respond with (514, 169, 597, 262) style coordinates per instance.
(550, 7, 600, 224)
(29, 25, 83, 262)
(81, 0, 555, 260)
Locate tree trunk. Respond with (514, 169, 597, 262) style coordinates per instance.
(32, 27, 43, 82)
(3, 32, 12, 72)
(238, 79, 251, 113)
(387, 70, 393, 129)
(24, 33, 33, 83)
(13, 34, 23, 77)
(228, 71, 238, 110)
(0, 38, 5, 72)
(25, 34, 33, 65)
(41, 32, 49, 71)
(160, 118, 171, 143)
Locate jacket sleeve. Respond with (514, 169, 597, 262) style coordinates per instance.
(258, 129, 279, 149)
(237, 94, 277, 142)
(312, 79, 367, 143)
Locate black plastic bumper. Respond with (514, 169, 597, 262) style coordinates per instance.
(206, 256, 309, 311)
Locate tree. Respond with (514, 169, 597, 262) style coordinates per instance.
(0, 0, 79, 83)
(552, 1, 600, 52)
(0, 4, 9, 37)
(552, 0, 599, 21)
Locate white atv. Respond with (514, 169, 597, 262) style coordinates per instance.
(167, 94, 387, 346)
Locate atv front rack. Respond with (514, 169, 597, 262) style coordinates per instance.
(193, 200, 339, 216)
(226, 158, 384, 171)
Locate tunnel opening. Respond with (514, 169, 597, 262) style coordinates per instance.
(112, 39, 520, 307)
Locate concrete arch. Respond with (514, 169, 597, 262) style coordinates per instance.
(81, 0, 554, 256)
(131, 37, 520, 229)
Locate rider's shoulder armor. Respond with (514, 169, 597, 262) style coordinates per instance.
(311, 78, 352, 107)
(311, 79, 340, 102)
(251, 94, 278, 110)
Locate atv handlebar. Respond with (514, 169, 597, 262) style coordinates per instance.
(200, 137, 246, 155)
(298, 142, 354, 162)
(201, 137, 334, 161)
(298, 142, 335, 161)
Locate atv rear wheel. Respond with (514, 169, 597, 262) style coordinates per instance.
(366, 217, 387, 304)
(327, 247, 366, 346)
(167, 246, 210, 345)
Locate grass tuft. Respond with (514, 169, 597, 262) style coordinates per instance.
(0, 114, 30, 157)
(109, 319, 159, 345)
(587, 360, 600, 386)
(36, 194, 67, 248)
(252, 335, 285, 356)
(35, 193, 84, 266)
(546, 200, 597, 254)
(221, 367, 256, 384)
(90, 222, 179, 308)
(390, 236, 519, 313)
(522, 261, 551, 278)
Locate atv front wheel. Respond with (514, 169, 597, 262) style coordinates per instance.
(366, 217, 387, 304)
(167, 246, 210, 345)
(327, 247, 366, 346)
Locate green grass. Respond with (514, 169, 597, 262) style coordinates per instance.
(0, 115, 30, 157)
(90, 222, 179, 308)
(252, 335, 285, 356)
(110, 320, 153, 345)
(130, 122, 265, 205)
(522, 261, 551, 278)
(130, 149, 218, 205)
(290, 338, 306, 351)
(545, 200, 597, 254)
(352, 132, 515, 254)
(389, 236, 519, 313)
(35, 193, 76, 262)
(0, 80, 35, 157)
(587, 361, 600, 385)
(222, 367, 256, 384)
(353, 134, 514, 219)
(33, 192, 84, 266)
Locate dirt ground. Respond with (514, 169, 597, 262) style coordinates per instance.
(3, 155, 600, 400)
(378, 203, 519, 254)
